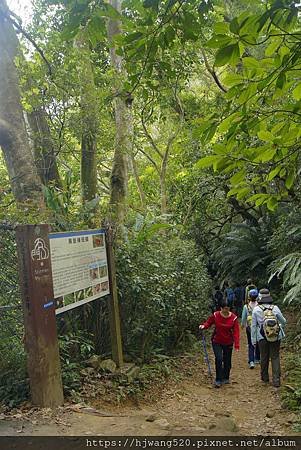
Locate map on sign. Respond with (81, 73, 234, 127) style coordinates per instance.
(49, 229, 110, 314)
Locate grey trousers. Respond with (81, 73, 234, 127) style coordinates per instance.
(258, 339, 281, 386)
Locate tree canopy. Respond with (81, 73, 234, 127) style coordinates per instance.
(0, 0, 301, 343)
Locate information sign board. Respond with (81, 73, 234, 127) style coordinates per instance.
(49, 229, 109, 314)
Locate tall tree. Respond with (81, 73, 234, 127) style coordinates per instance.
(0, 0, 44, 206)
(27, 106, 61, 188)
(107, 0, 133, 225)
(75, 33, 98, 206)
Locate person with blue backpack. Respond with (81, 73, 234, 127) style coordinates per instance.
(234, 282, 244, 318)
(224, 282, 235, 311)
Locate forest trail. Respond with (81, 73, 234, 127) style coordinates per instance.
(0, 332, 299, 436)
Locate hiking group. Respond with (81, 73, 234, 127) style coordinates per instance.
(199, 280, 286, 389)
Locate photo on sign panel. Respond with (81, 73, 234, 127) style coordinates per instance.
(92, 234, 104, 248)
(99, 265, 108, 278)
(85, 286, 92, 298)
(74, 289, 85, 302)
(89, 267, 99, 280)
(92, 283, 101, 295)
(55, 297, 64, 308)
(63, 293, 75, 306)
(101, 281, 109, 292)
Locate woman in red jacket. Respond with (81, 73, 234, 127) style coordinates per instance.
(199, 299, 240, 388)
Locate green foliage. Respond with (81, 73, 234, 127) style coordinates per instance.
(269, 236, 301, 306)
(42, 170, 102, 230)
(195, 0, 301, 209)
(0, 369, 29, 408)
(117, 222, 211, 360)
(59, 330, 94, 394)
(0, 309, 28, 406)
(109, 357, 179, 403)
(214, 223, 272, 284)
(0, 227, 28, 406)
(268, 212, 301, 306)
(282, 354, 301, 411)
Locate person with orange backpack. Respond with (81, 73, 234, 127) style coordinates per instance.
(241, 289, 260, 369)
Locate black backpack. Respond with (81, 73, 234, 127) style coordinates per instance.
(214, 290, 223, 308)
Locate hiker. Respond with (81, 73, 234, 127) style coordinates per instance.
(245, 279, 257, 304)
(211, 286, 224, 312)
(241, 288, 260, 369)
(251, 288, 286, 387)
(224, 282, 235, 311)
(199, 299, 240, 388)
(234, 282, 244, 318)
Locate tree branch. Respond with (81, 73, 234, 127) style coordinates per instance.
(141, 110, 164, 160)
(200, 48, 227, 93)
(135, 143, 160, 174)
(224, 185, 259, 226)
(1, 9, 53, 77)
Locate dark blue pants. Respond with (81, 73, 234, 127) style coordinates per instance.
(212, 342, 233, 382)
(246, 327, 260, 363)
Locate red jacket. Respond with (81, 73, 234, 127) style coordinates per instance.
(202, 311, 240, 350)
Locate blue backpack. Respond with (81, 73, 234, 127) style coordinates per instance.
(225, 288, 235, 307)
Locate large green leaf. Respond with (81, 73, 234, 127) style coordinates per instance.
(194, 155, 220, 170)
(266, 197, 278, 211)
(267, 166, 281, 181)
(218, 112, 241, 133)
(206, 35, 234, 49)
(222, 73, 244, 87)
(215, 43, 240, 67)
(257, 130, 274, 142)
(213, 22, 229, 34)
(254, 147, 277, 163)
(285, 170, 295, 190)
(265, 37, 282, 57)
(293, 84, 301, 101)
(242, 57, 259, 68)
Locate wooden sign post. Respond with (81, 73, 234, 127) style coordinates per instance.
(105, 225, 123, 367)
(16, 224, 64, 407)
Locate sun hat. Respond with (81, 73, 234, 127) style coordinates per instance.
(257, 288, 273, 304)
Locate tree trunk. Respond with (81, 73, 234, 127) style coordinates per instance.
(160, 172, 167, 215)
(75, 34, 98, 205)
(0, 0, 43, 206)
(107, 0, 133, 225)
(27, 107, 61, 187)
(130, 153, 145, 209)
(0, 0, 44, 206)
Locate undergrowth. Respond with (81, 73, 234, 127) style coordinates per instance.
(281, 311, 301, 430)
(77, 338, 203, 406)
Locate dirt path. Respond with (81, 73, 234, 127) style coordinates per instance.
(1, 332, 299, 436)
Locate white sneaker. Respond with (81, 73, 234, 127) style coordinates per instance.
(249, 362, 255, 369)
